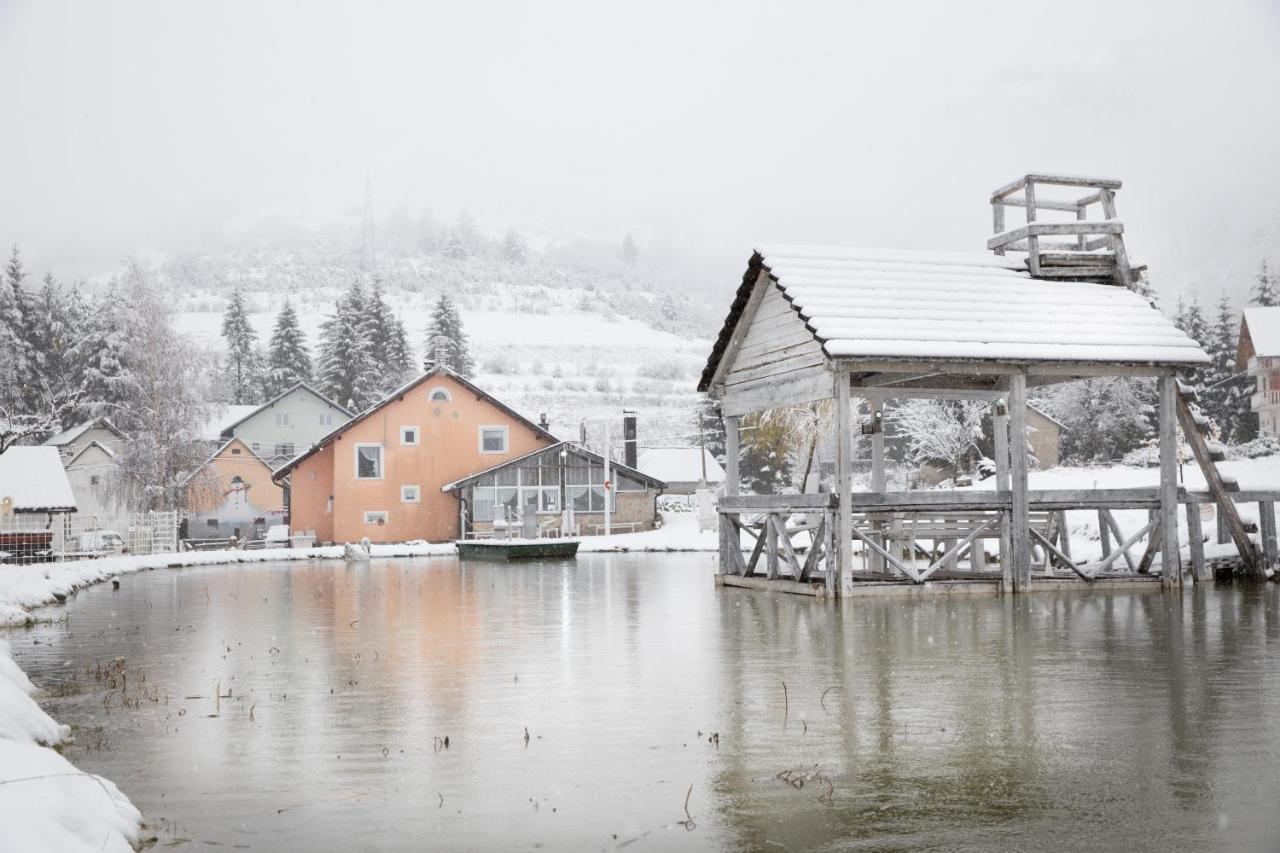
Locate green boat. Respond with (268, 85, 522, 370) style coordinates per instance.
(455, 539, 580, 561)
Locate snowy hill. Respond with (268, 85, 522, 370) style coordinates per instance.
(149, 247, 718, 448)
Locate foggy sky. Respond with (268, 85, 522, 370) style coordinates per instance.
(2, 0, 1278, 301)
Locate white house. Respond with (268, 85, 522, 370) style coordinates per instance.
(1237, 307, 1280, 436)
(43, 418, 128, 530)
(206, 383, 354, 468)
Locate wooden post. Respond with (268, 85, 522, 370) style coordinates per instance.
(1024, 180, 1041, 276)
(1158, 376, 1181, 588)
(1260, 501, 1278, 574)
(1098, 509, 1112, 558)
(766, 515, 780, 580)
(1057, 511, 1073, 562)
(823, 507, 836, 594)
(1008, 373, 1031, 592)
(1185, 502, 1206, 583)
(995, 396, 1012, 587)
(722, 414, 740, 576)
(835, 369, 854, 598)
(1216, 508, 1229, 545)
(870, 396, 886, 573)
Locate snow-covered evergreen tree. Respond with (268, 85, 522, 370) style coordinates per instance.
(318, 280, 379, 411)
(1042, 378, 1154, 462)
(264, 300, 312, 397)
(70, 294, 132, 423)
(1175, 296, 1211, 390)
(362, 283, 414, 394)
(1250, 260, 1278, 307)
(621, 232, 638, 266)
(422, 293, 475, 378)
(501, 229, 527, 264)
(220, 290, 263, 405)
(0, 246, 34, 412)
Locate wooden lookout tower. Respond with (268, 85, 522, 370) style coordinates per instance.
(700, 173, 1267, 597)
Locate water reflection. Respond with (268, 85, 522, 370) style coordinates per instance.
(10, 556, 1280, 852)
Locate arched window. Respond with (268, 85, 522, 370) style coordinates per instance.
(429, 387, 452, 403)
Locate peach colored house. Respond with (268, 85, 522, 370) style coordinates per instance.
(273, 368, 556, 544)
(184, 437, 284, 539)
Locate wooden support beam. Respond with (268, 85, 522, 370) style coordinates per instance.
(870, 396, 886, 573)
(1008, 373, 1032, 592)
(1185, 502, 1207, 583)
(1158, 376, 1181, 588)
(1101, 509, 1139, 571)
(835, 368, 854, 597)
(1030, 527, 1092, 581)
(1260, 501, 1278, 574)
(765, 514, 780, 580)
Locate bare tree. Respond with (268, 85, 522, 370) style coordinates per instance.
(0, 380, 80, 455)
(894, 399, 987, 477)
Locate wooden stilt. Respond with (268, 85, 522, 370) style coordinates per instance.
(1157, 376, 1181, 588)
(1260, 501, 1278, 575)
(1008, 374, 1031, 592)
(869, 396, 886, 574)
(835, 369, 854, 597)
(721, 414, 740, 576)
(1185, 502, 1206, 583)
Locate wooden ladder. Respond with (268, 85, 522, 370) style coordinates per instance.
(1176, 380, 1266, 581)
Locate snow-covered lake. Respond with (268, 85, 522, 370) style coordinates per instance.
(14, 555, 1280, 851)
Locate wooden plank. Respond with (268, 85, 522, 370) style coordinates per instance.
(918, 519, 999, 582)
(1009, 373, 1032, 592)
(1098, 509, 1112, 557)
(1057, 511, 1073, 561)
(720, 365, 833, 417)
(1101, 509, 1139, 571)
(800, 516, 825, 581)
(823, 508, 836, 594)
(870, 396, 886, 574)
(725, 351, 828, 385)
(1175, 392, 1263, 580)
(1185, 502, 1206, 583)
(707, 268, 772, 390)
(719, 494, 834, 511)
(999, 196, 1081, 212)
(1030, 527, 1092, 581)
(848, 491, 1012, 511)
(774, 515, 803, 578)
(835, 368, 853, 596)
(988, 220, 1125, 251)
(765, 514, 780, 580)
(1025, 180, 1040, 277)
(723, 416, 739, 497)
(1028, 266, 1118, 280)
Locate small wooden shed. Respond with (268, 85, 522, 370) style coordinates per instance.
(696, 175, 1247, 595)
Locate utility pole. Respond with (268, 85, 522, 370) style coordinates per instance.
(603, 419, 612, 536)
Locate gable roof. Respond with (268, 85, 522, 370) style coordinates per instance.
(700, 246, 1209, 390)
(636, 446, 725, 484)
(200, 404, 261, 441)
(0, 447, 78, 513)
(1239, 307, 1280, 368)
(1026, 404, 1068, 432)
(272, 367, 558, 480)
(218, 382, 354, 438)
(66, 439, 117, 468)
(181, 436, 274, 486)
(42, 417, 124, 448)
(440, 441, 666, 492)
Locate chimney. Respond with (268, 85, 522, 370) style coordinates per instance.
(538, 412, 549, 431)
(622, 410, 637, 469)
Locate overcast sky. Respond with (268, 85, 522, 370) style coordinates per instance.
(1, 0, 1277, 302)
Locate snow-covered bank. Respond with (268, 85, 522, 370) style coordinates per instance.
(0, 639, 141, 853)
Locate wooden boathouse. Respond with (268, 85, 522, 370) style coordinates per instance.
(700, 174, 1270, 597)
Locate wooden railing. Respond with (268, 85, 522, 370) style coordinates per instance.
(717, 487, 1280, 591)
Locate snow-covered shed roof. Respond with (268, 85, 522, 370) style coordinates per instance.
(700, 246, 1209, 393)
(636, 446, 724, 485)
(42, 417, 123, 448)
(0, 447, 78, 513)
(440, 441, 666, 492)
(1239, 307, 1280, 367)
(199, 405, 260, 441)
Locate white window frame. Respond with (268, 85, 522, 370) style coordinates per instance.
(479, 425, 509, 454)
(400, 425, 420, 447)
(401, 485, 421, 503)
(275, 412, 290, 426)
(320, 412, 334, 427)
(354, 443, 384, 480)
(363, 510, 388, 525)
(428, 386, 452, 403)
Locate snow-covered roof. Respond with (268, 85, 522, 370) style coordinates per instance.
(700, 246, 1209, 390)
(41, 417, 123, 448)
(636, 446, 724, 484)
(218, 382, 353, 437)
(1242, 307, 1280, 359)
(440, 441, 666, 492)
(0, 447, 77, 513)
(199, 405, 261, 441)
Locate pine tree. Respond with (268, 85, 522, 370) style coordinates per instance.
(1176, 297, 1211, 390)
(1201, 293, 1241, 439)
(1250, 260, 1278, 307)
(70, 294, 132, 423)
(501, 229, 527, 264)
(221, 291, 263, 405)
(621, 232, 638, 266)
(318, 280, 379, 411)
(691, 397, 727, 465)
(26, 274, 83, 417)
(0, 246, 34, 411)
(422, 293, 475, 378)
(362, 283, 414, 394)
(264, 300, 312, 397)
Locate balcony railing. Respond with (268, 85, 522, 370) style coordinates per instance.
(1251, 389, 1280, 410)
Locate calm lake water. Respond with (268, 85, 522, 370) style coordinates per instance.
(11, 554, 1280, 852)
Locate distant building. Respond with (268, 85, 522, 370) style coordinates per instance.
(0, 447, 78, 562)
(1026, 405, 1066, 469)
(182, 438, 282, 540)
(274, 368, 558, 544)
(1238, 307, 1280, 436)
(210, 383, 353, 468)
(42, 418, 128, 529)
(636, 446, 724, 495)
(443, 441, 665, 538)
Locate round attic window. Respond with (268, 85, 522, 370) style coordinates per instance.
(428, 387, 452, 403)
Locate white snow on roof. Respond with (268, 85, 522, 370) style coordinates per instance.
(1243, 307, 1280, 358)
(199, 405, 261, 441)
(637, 446, 724, 484)
(0, 447, 77, 512)
(756, 245, 1209, 365)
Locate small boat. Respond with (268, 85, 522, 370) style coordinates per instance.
(455, 538, 580, 561)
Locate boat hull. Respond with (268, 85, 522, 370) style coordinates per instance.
(455, 540, 581, 561)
